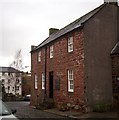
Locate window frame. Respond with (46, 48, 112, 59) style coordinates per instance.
(68, 36, 73, 53)
(16, 86, 19, 91)
(38, 51, 41, 62)
(8, 73, 10, 76)
(42, 73, 45, 90)
(35, 74, 38, 89)
(8, 79, 10, 84)
(50, 45, 54, 58)
(68, 69, 74, 92)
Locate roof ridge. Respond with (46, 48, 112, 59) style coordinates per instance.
(33, 3, 106, 51)
(0, 67, 22, 73)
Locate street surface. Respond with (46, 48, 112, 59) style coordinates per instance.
(5, 101, 119, 120)
(5, 101, 66, 119)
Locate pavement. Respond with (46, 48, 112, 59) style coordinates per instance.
(44, 108, 119, 119)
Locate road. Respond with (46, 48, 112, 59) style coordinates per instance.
(5, 101, 119, 120)
(5, 101, 67, 119)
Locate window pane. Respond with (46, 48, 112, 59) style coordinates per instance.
(70, 84, 74, 89)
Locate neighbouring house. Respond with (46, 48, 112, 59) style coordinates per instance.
(111, 42, 119, 108)
(22, 72, 31, 96)
(30, 1, 119, 112)
(0, 67, 22, 96)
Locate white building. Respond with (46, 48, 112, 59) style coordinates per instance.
(0, 67, 22, 96)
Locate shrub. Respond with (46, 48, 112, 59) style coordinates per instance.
(58, 102, 69, 112)
(37, 99, 54, 110)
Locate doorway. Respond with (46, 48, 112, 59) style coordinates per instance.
(49, 71, 53, 98)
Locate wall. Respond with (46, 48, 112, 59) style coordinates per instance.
(30, 51, 40, 106)
(111, 55, 119, 108)
(84, 4, 118, 109)
(31, 28, 85, 110)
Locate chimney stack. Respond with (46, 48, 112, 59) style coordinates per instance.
(31, 45, 37, 51)
(49, 28, 59, 36)
(104, 0, 118, 5)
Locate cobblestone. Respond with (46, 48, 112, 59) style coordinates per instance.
(6, 101, 65, 119)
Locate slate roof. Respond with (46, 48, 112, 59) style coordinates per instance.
(32, 3, 106, 52)
(0, 67, 22, 73)
(111, 41, 119, 55)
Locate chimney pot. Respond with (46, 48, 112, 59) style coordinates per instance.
(104, 0, 118, 5)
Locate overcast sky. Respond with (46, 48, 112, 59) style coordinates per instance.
(0, 0, 104, 71)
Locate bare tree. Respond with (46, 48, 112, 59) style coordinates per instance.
(9, 49, 23, 97)
(10, 49, 23, 71)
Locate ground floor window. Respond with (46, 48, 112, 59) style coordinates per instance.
(68, 69, 74, 92)
(35, 74, 38, 89)
(42, 73, 45, 89)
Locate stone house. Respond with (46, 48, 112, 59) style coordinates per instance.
(0, 67, 22, 96)
(30, 1, 119, 111)
(111, 42, 119, 108)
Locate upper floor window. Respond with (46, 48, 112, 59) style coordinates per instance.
(68, 69, 74, 92)
(68, 36, 73, 52)
(8, 79, 10, 84)
(16, 86, 19, 91)
(50, 45, 54, 58)
(12, 87, 14, 91)
(38, 51, 41, 62)
(35, 74, 38, 89)
(42, 73, 45, 90)
(2, 72, 5, 76)
(16, 79, 20, 84)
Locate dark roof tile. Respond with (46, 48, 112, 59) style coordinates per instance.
(0, 67, 22, 73)
(32, 4, 105, 51)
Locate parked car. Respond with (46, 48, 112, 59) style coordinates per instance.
(23, 94, 31, 101)
(0, 99, 18, 120)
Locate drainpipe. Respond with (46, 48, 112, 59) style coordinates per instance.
(44, 47, 47, 94)
(117, 7, 119, 41)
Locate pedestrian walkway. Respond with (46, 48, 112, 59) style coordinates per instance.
(44, 108, 119, 119)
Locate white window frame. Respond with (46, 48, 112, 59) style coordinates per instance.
(68, 36, 73, 52)
(16, 86, 19, 91)
(68, 70, 74, 92)
(42, 73, 45, 90)
(35, 74, 38, 89)
(38, 51, 41, 62)
(50, 45, 53, 58)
